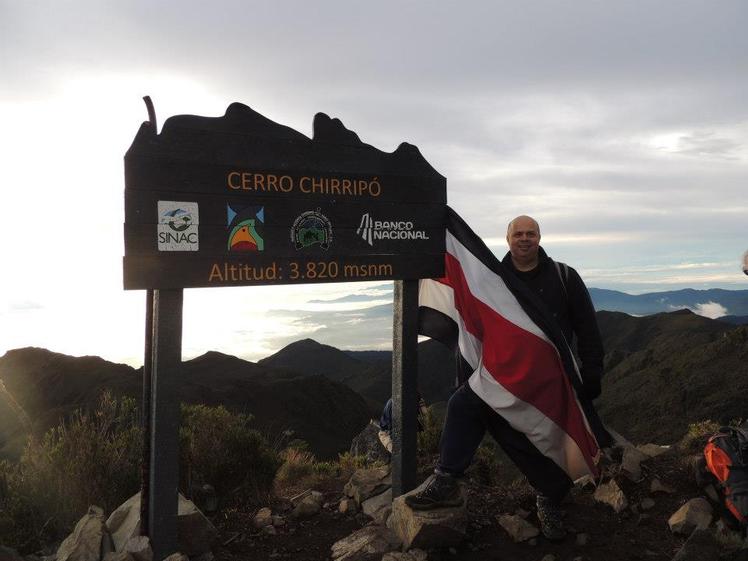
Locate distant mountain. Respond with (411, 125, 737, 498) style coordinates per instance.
(717, 315, 748, 325)
(0, 348, 370, 460)
(261, 339, 456, 413)
(589, 288, 748, 316)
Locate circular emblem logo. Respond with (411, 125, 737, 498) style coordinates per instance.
(291, 208, 333, 250)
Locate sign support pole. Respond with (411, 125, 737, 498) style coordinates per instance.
(391, 279, 418, 497)
(148, 288, 183, 560)
(139, 289, 153, 535)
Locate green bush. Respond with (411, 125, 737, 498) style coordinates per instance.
(0, 392, 142, 551)
(679, 419, 721, 454)
(179, 404, 280, 503)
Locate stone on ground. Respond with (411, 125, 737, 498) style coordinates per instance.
(56, 505, 107, 561)
(362, 488, 393, 525)
(388, 477, 468, 550)
(496, 514, 539, 542)
(292, 492, 324, 519)
(123, 536, 152, 561)
(640, 498, 655, 511)
(344, 466, 392, 506)
(637, 443, 671, 458)
(668, 498, 713, 535)
(106, 492, 217, 557)
(671, 528, 721, 561)
(621, 446, 650, 480)
(650, 477, 675, 494)
(339, 498, 358, 514)
(252, 507, 273, 528)
(330, 525, 402, 561)
(593, 480, 629, 513)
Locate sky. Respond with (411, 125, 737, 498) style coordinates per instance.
(1, 1, 746, 367)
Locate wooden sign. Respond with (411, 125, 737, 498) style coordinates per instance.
(123, 103, 447, 289)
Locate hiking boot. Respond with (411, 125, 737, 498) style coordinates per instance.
(404, 473, 463, 510)
(536, 494, 566, 541)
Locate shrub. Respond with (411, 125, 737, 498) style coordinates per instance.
(337, 451, 368, 479)
(179, 404, 280, 504)
(274, 447, 317, 488)
(679, 419, 721, 454)
(0, 392, 142, 551)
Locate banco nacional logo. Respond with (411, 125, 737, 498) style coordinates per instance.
(157, 201, 199, 251)
(227, 204, 264, 252)
(356, 213, 429, 246)
(291, 208, 332, 250)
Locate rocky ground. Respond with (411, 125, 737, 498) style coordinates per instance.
(208, 445, 747, 561)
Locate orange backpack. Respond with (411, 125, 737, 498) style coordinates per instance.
(704, 424, 748, 527)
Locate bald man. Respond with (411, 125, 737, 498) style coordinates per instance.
(407, 215, 605, 542)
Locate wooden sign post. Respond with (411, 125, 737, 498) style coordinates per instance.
(124, 101, 446, 560)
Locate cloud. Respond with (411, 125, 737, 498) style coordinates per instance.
(690, 301, 729, 319)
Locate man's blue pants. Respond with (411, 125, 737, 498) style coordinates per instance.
(437, 383, 573, 502)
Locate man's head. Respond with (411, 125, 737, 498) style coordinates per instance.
(506, 215, 541, 270)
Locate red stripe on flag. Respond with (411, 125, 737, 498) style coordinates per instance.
(443, 253, 599, 473)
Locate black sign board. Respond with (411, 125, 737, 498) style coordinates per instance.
(123, 103, 446, 289)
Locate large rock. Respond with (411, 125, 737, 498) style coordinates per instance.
(350, 421, 391, 465)
(668, 498, 713, 535)
(362, 488, 393, 525)
(123, 537, 152, 561)
(291, 491, 324, 519)
(330, 525, 401, 561)
(344, 466, 392, 506)
(57, 506, 107, 561)
(671, 528, 721, 561)
(106, 492, 217, 557)
(496, 514, 539, 542)
(621, 446, 650, 481)
(388, 477, 468, 550)
(593, 480, 628, 513)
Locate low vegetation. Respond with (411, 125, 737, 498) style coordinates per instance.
(0, 392, 281, 553)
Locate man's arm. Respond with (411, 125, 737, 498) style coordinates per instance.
(566, 267, 604, 399)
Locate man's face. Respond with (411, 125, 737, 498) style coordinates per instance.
(507, 217, 541, 261)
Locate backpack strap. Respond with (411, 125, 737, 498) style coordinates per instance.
(554, 260, 570, 300)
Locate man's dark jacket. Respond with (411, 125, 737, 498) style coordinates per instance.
(501, 246, 604, 400)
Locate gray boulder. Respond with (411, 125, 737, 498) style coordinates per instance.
(496, 514, 539, 542)
(106, 492, 217, 557)
(102, 553, 135, 561)
(291, 491, 324, 519)
(56, 506, 107, 561)
(388, 476, 468, 550)
(330, 525, 401, 561)
(593, 480, 628, 513)
(350, 421, 391, 464)
(668, 498, 713, 535)
(123, 537, 151, 561)
(362, 488, 393, 525)
(344, 466, 392, 506)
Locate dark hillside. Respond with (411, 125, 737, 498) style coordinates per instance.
(598, 325, 748, 444)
